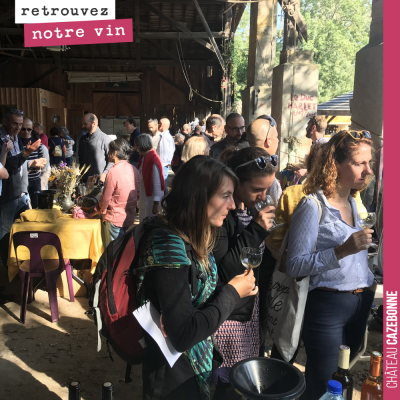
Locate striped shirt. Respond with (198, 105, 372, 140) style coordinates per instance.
(20, 136, 43, 181)
(286, 190, 374, 291)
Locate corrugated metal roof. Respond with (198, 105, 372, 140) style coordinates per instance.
(317, 92, 353, 116)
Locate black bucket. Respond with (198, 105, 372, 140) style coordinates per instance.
(229, 357, 306, 400)
(35, 190, 55, 210)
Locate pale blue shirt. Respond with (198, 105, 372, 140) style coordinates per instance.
(286, 190, 374, 291)
(159, 130, 176, 167)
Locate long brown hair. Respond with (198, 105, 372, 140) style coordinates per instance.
(304, 130, 374, 198)
(161, 155, 238, 268)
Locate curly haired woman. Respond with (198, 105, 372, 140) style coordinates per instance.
(286, 130, 377, 400)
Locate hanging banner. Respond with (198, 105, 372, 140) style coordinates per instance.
(24, 19, 133, 47)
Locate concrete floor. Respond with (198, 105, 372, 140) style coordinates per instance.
(0, 179, 383, 400)
(0, 259, 383, 400)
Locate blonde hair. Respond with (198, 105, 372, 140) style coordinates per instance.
(181, 136, 208, 162)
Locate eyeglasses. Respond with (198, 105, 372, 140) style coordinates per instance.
(21, 128, 33, 132)
(226, 125, 246, 134)
(235, 155, 278, 172)
(257, 114, 276, 138)
(335, 130, 372, 149)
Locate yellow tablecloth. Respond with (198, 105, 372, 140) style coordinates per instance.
(8, 215, 104, 282)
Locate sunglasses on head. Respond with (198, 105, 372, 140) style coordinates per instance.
(235, 155, 278, 172)
(335, 130, 372, 149)
(9, 108, 23, 115)
(257, 114, 276, 138)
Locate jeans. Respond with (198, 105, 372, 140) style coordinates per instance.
(66, 156, 73, 167)
(163, 166, 169, 195)
(301, 288, 375, 400)
(28, 178, 42, 209)
(0, 194, 31, 267)
(0, 198, 19, 242)
(101, 220, 128, 248)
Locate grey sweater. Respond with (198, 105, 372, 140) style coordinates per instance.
(78, 128, 113, 182)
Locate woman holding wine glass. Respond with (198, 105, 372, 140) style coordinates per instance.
(286, 130, 376, 400)
(211, 146, 277, 399)
(138, 156, 258, 400)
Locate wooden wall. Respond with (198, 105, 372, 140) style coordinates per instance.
(0, 61, 219, 140)
(0, 88, 65, 132)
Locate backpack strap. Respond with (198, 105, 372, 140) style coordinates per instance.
(93, 239, 114, 352)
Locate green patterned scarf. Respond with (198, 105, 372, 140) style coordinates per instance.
(137, 229, 217, 400)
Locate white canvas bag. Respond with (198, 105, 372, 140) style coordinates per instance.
(266, 196, 322, 362)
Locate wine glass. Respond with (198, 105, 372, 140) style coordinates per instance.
(255, 195, 284, 232)
(240, 247, 263, 271)
(357, 212, 378, 250)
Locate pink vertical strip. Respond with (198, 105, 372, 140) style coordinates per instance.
(384, 0, 398, 399)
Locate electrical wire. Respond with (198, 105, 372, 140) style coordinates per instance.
(176, 38, 222, 104)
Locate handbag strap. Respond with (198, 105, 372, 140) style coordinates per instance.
(274, 195, 322, 272)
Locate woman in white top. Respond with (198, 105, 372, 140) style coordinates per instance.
(135, 134, 165, 222)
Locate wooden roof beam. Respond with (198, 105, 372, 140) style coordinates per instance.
(192, 0, 225, 71)
(23, 65, 60, 88)
(0, 8, 15, 25)
(1, 57, 213, 66)
(0, 28, 224, 39)
(142, 2, 216, 54)
(144, 39, 179, 62)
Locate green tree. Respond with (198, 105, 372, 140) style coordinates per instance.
(230, 6, 250, 108)
(298, 0, 372, 103)
(231, 0, 372, 105)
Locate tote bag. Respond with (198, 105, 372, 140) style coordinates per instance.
(266, 196, 322, 362)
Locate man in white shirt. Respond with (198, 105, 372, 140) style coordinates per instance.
(295, 115, 328, 179)
(158, 118, 176, 194)
(147, 118, 175, 194)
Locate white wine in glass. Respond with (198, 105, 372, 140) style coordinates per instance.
(255, 195, 284, 231)
(240, 247, 263, 270)
(357, 212, 378, 250)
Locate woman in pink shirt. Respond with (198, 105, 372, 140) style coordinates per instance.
(93, 138, 140, 245)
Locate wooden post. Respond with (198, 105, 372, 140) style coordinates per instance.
(135, 0, 141, 69)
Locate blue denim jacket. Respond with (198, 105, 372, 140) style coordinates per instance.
(286, 190, 374, 291)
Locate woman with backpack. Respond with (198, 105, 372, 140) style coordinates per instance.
(210, 147, 277, 399)
(48, 127, 66, 166)
(286, 131, 376, 400)
(138, 156, 258, 400)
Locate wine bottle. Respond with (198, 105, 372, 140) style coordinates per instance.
(68, 381, 81, 400)
(361, 352, 383, 400)
(102, 382, 114, 400)
(332, 345, 353, 400)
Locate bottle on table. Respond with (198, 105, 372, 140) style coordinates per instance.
(319, 380, 345, 400)
(68, 381, 81, 400)
(331, 345, 353, 400)
(361, 352, 383, 400)
(102, 382, 114, 400)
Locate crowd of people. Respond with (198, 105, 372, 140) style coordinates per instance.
(0, 107, 381, 400)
